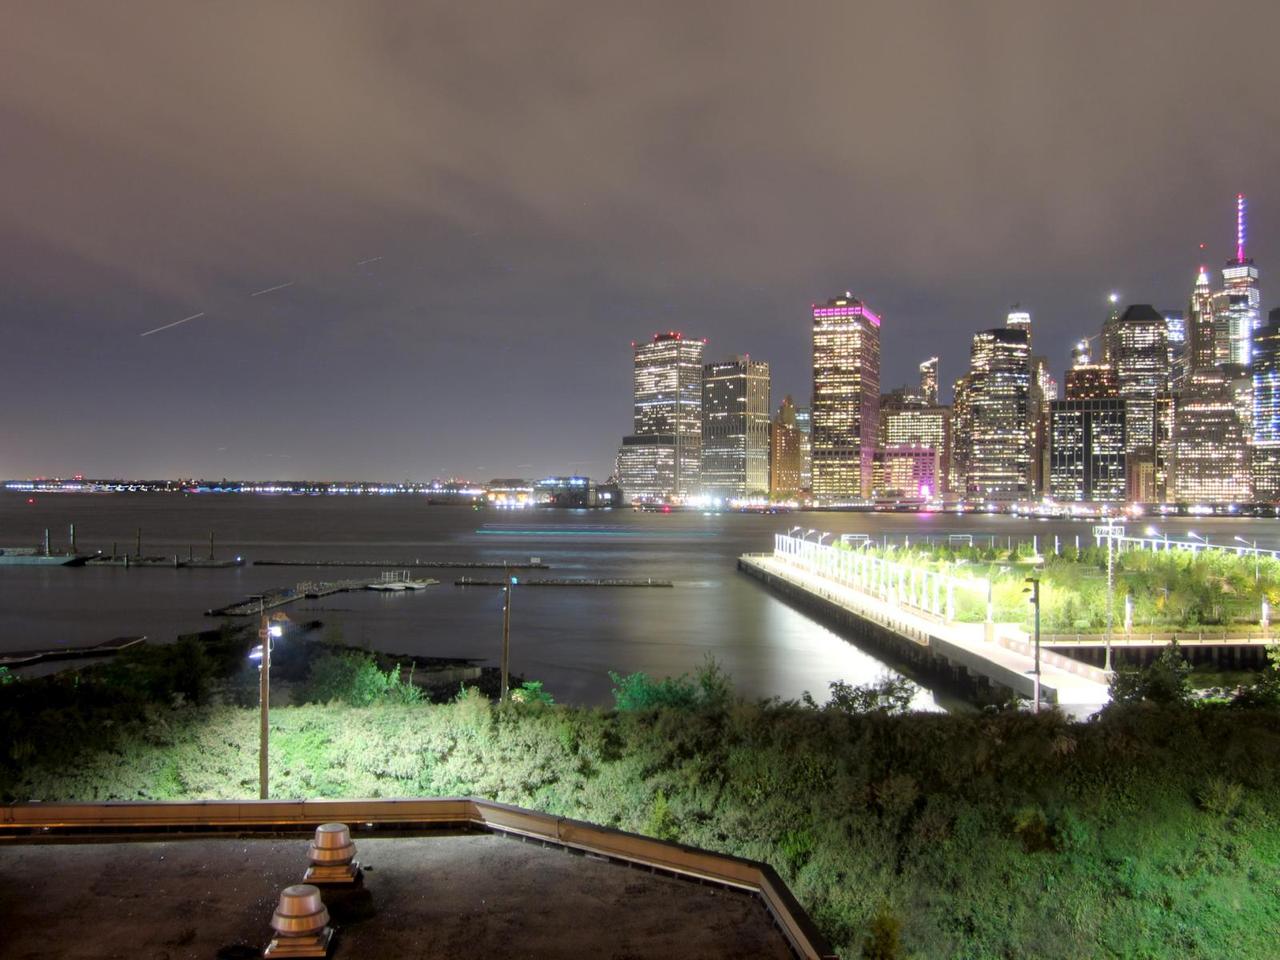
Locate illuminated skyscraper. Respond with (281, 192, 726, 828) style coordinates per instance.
(949, 373, 972, 493)
(1102, 303, 1169, 467)
(876, 392, 951, 498)
(701, 357, 771, 499)
(1005, 308, 1031, 342)
(769, 395, 804, 500)
(1174, 371, 1252, 504)
(811, 294, 881, 501)
(1049, 398, 1127, 502)
(919, 357, 939, 405)
(1253, 311, 1280, 501)
(1164, 310, 1187, 390)
(618, 332, 705, 501)
(1214, 194, 1261, 367)
(1187, 266, 1217, 371)
(794, 405, 812, 491)
(955, 327, 1032, 499)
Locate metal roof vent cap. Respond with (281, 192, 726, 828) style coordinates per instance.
(304, 822, 361, 885)
(264, 884, 333, 958)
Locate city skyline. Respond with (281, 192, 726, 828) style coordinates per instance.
(3, 4, 1280, 480)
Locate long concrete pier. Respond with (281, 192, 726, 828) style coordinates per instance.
(739, 539, 1110, 713)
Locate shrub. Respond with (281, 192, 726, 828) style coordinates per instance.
(1197, 777, 1244, 818)
(645, 789, 679, 841)
(819, 675, 917, 715)
(510, 680, 555, 706)
(299, 653, 422, 706)
(609, 658, 731, 712)
(861, 906, 904, 960)
(1110, 641, 1193, 705)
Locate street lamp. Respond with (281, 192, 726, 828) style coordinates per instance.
(500, 574, 517, 702)
(249, 598, 288, 800)
(1187, 531, 1208, 550)
(817, 532, 832, 546)
(1145, 525, 1169, 551)
(1023, 577, 1041, 714)
(787, 526, 802, 537)
(1234, 536, 1260, 583)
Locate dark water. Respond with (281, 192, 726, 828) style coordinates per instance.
(2, 493, 1277, 706)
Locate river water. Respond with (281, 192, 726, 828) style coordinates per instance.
(2, 493, 1277, 706)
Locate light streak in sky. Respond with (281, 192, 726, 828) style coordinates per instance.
(249, 280, 295, 297)
(140, 254, 383, 336)
(139, 312, 206, 337)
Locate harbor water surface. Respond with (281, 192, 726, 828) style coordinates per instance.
(3, 493, 1276, 707)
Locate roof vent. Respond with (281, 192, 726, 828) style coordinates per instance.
(264, 884, 333, 958)
(304, 822, 361, 885)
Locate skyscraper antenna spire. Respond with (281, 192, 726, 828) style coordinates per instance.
(1236, 193, 1247, 263)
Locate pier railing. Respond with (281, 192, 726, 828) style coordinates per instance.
(772, 534, 987, 625)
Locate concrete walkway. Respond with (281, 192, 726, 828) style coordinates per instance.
(743, 553, 1111, 711)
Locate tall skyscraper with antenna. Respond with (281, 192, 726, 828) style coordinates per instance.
(1215, 193, 1261, 367)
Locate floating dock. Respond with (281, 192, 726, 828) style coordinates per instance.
(254, 559, 551, 569)
(454, 577, 672, 588)
(206, 576, 438, 616)
(0, 635, 146, 669)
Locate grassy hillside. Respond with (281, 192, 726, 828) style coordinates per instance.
(6, 675, 1280, 959)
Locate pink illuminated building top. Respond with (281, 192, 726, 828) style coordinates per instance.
(811, 295, 881, 327)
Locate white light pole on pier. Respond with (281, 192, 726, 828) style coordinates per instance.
(1234, 537, 1260, 583)
(1024, 576, 1041, 714)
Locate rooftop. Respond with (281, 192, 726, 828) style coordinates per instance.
(0, 799, 827, 959)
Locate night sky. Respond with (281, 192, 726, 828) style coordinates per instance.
(3, 3, 1278, 481)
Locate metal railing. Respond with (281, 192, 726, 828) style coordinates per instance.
(773, 534, 988, 624)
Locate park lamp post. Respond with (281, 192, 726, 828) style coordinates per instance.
(1023, 577, 1041, 714)
(1234, 537, 1260, 583)
(500, 574, 517, 702)
(1145, 525, 1168, 551)
(816, 532, 832, 546)
(249, 600, 288, 800)
(1187, 531, 1208, 553)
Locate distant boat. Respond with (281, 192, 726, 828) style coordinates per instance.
(0, 547, 81, 566)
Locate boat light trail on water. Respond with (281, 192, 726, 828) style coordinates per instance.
(139, 312, 206, 337)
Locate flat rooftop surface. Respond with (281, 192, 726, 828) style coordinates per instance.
(0, 832, 796, 959)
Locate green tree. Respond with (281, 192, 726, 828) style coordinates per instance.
(1110, 641, 1193, 705)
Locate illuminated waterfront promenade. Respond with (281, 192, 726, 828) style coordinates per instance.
(740, 535, 1111, 712)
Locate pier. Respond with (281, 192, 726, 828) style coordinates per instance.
(206, 576, 438, 617)
(740, 535, 1111, 712)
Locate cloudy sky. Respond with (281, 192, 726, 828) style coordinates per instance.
(2, 1, 1278, 480)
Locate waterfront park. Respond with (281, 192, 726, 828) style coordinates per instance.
(4, 529, 1280, 958)
(787, 525, 1280, 638)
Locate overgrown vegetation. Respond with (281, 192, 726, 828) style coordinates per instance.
(835, 539, 1280, 632)
(5, 648, 1280, 958)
